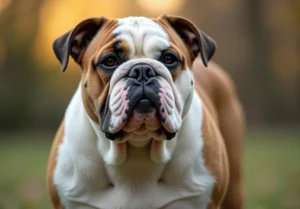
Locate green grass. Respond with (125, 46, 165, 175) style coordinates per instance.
(0, 130, 299, 209)
(0, 132, 53, 209)
(245, 129, 300, 209)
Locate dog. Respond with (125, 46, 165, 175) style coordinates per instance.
(47, 15, 244, 209)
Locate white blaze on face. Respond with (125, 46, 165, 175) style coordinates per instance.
(114, 17, 170, 58)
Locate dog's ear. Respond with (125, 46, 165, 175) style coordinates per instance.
(53, 17, 107, 71)
(162, 15, 216, 67)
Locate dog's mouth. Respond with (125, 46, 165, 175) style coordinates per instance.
(104, 98, 176, 141)
(100, 77, 181, 141)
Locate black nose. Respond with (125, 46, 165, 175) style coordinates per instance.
(129, 64, 155, 81)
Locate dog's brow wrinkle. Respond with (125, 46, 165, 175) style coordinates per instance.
(114, 17, 169, 58)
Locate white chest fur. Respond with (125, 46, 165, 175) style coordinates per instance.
(54, 85, 215, 209)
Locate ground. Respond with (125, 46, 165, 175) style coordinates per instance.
(0, 129, 299, 209)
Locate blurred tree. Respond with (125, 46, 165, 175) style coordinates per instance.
(243, 0, 300, 124)
(264, 0, 300, 123)
(243, 0, 275, 124)
(0, 0, 44, 130)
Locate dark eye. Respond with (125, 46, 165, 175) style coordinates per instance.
(163, 54, 176, 64)
(102, 56, 118, 68)
(161, 52, 179, 68)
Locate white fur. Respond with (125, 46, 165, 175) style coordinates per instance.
(54, 17, 215, 209)
(174, 69, 195, 119)
(114, 17, 170, 59)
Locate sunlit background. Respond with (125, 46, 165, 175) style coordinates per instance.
(0, 0, 299, 208)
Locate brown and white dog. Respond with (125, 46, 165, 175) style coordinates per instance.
(47, 15, 244, 209)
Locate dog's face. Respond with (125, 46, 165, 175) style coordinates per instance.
(53, 16, 215, 144)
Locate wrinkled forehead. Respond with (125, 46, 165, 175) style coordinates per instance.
(113, 17, 170, 58)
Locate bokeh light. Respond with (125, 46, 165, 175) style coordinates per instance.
(136, 0, 185, 14)
(0, 0, 11, 13)
(34, 0, 126, 68)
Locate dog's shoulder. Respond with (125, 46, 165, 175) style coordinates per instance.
(47, 121, 65, 209)
(193, 58, 239, 123)
(193, 58, 244, 206)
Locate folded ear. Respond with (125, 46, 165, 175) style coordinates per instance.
(162, 15, 216, 67)
(52, 17, 107, 71)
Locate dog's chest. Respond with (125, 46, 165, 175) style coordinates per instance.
(105, 146, 214, 209)
(105, 144, 165, 185)
(57, 142, 214, 209)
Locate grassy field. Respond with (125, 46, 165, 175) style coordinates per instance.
(0, 129, 299, 209)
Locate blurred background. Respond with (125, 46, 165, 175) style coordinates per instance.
(0, 0, 299, 208)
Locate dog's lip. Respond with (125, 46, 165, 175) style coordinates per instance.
(124, 97, 162, 123)
(103, 128, 177, 141)
(102, 77, 178, 140)
(105, 131, 124, 141)
(132, 98, 155, 113)
(103, 97, 177, 141)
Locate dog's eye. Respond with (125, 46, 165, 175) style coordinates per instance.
(102, 56, 118, 68)
(96, 53, 121, 70)
(161, 52, 180, 68)
(163, 54, 176, 65)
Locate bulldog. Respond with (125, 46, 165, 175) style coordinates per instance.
(47, 15, 244, 209)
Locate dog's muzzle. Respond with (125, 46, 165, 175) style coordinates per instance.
(100, 62, 181, 141)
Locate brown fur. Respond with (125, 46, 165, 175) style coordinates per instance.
(194, 59, 244, 209)
(79, 19, 119, 122)
(155, 17, 194, 80)
(47, 121, 65, 209)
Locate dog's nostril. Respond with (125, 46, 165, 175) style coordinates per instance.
(129, 66, 142, 81)
(144, 67, 155, 79)
(129, 64, 155, 81)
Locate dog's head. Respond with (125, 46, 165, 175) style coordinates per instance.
(53, 16, 215, 145)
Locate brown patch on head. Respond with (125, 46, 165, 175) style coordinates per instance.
(53, 17, 107, 71)
(165, 44, 188, 80)
(155, 15, 216, 70)
(52, 17, 120, 122)
(80, 19, 119, 122)
(155, 18, 192, 81)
